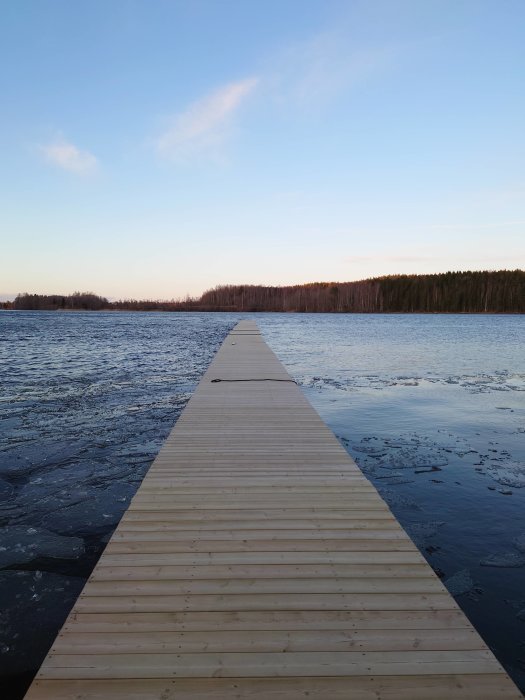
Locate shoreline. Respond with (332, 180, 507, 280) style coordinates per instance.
(1, 308, 524, 315)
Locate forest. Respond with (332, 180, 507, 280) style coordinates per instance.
(4, 270, 524, 313)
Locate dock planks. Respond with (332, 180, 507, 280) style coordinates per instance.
(24, 321, 522, 699)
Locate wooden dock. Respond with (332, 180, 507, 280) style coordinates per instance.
(25, 321, 521, 699)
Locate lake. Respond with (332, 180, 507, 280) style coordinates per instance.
(1, 311, 524, 697)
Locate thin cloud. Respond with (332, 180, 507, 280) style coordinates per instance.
(40, 138, 98, 175)
(267, 30, 397, 108)
(156, 77, 258, 161)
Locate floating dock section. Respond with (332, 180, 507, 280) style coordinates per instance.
(25, 321, 521, 699)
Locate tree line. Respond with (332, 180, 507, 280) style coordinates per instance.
(3, 270, 524, 313)
(199, 270, 524, 312)
(7, 291, 110, 311)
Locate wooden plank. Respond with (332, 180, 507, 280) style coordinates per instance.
(117, 518, 402, 530)
(137, 485, 376, 491)
(88, 563, 433, 581)
(24, 676, 524, 700)
(110, 528, 409, 540)
(81, 577, 445, 596)
(51, 627, 486, 654)
(121, 509, 395, 520)
(73, 593, 460, 613)
(102, 539, 417, 553)
(38, 649, 500, 678)
(97, 551, 427, 566)
(24, 320, 521, 699)
(130, 494, 382, 502)
(62, 609, 475, 633)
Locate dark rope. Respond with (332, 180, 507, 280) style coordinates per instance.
(211, 378, 296, 384)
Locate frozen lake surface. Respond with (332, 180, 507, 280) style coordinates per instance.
(1, 311, 524, 697)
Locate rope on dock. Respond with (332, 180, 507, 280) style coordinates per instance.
(210, 378, 297, 384)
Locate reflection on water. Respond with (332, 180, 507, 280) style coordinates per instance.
(1, 311, 524, 696)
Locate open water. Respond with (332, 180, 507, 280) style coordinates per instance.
(0, 311, 524, 697)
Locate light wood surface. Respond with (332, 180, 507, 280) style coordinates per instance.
(24, 321, 522, 699)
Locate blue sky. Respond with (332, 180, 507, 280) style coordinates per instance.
(1, 0, 523, 299)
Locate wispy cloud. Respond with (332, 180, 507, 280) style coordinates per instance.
(267, 30, 396, 108)
(40, 138, 98, 175)
(153, 25, 394, 163)
(156, 77, 258, 161)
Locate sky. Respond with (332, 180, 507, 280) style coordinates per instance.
(0, 0, 524, 300)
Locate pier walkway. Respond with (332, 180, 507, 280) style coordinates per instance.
(25, 321, 521, 699)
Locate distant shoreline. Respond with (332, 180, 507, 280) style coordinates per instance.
(3, 270, 524, 314)
(1, 308, 523, 315)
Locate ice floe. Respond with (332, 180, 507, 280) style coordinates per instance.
(444, 569, 475, 596)
(0, 526, 84, 569)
